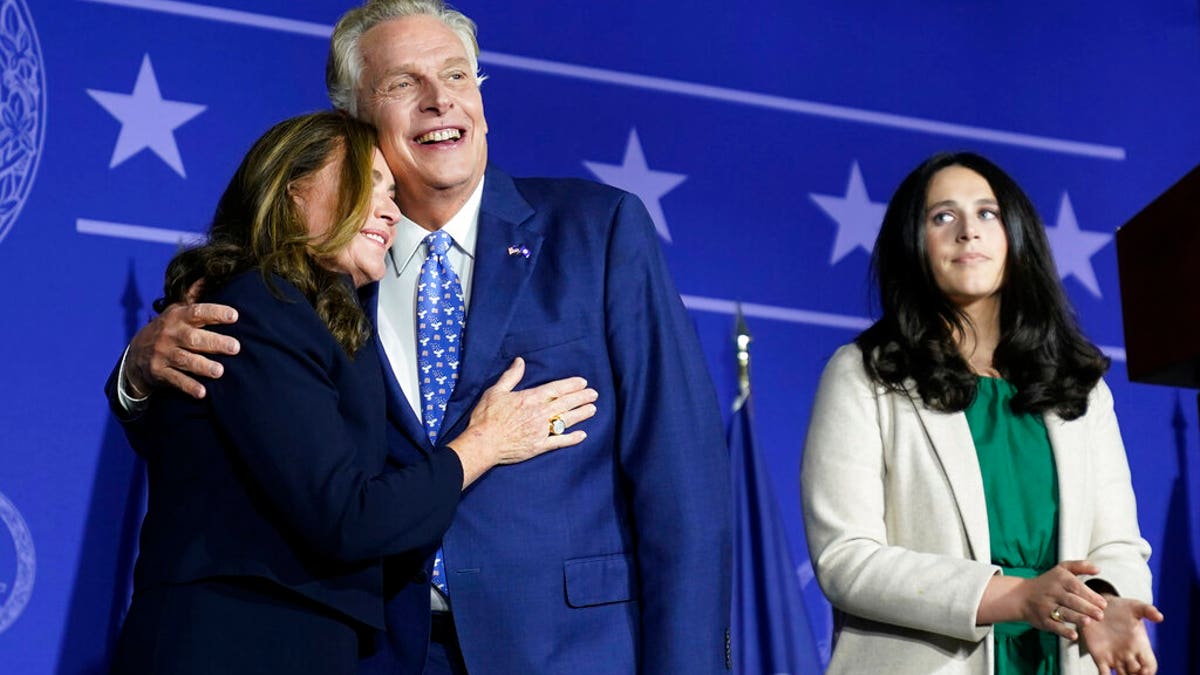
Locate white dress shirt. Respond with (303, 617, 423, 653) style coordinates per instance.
(376, 178, 482, 419)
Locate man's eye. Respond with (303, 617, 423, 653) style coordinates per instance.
(382, 80, 411, 93)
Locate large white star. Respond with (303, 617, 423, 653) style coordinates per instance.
(810, 161, 887, 265)
(584, 128, 687, 242)
(1044, 192, 1111, 298)
(87, 54, 206, 177)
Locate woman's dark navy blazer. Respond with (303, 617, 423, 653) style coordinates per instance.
(109, 271, 464, 630)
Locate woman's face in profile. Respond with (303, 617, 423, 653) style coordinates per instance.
(923, 165, 1008, 310)
(295, 147, 399, 286)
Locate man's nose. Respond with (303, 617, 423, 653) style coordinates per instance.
(420, 80, 452, 113)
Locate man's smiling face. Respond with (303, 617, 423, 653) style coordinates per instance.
(355, 14, 488, 222)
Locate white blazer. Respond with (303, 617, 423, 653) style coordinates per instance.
(801, 344, 1153, 675)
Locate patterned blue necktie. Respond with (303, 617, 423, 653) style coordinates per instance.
(417, 229, 465, 596)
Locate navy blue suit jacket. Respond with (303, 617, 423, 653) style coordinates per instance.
(109, 272, 464, 638)
(367, 167, 732, 674)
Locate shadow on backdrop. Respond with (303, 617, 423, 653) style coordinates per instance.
(1152, 394, 1199, 674)
(56, 260, 147, 674)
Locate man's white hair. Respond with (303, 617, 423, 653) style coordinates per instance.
(326, 0, 485, 117)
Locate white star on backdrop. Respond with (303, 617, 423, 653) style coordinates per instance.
(584, 128, 687, 243)
(1044, 192, 1112, 298)
(810, 161, 887, 265)
(87, 54, 206, 178)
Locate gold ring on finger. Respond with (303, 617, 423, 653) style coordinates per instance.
(549, 415, 566, 436)
(1049, 607, 1064, 623)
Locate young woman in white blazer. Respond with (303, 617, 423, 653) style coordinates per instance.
(801, 152, 1162, 675)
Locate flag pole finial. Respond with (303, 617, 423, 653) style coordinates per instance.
(734, 303, 751, 410)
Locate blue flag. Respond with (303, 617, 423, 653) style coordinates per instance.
(730, 394, 822, 674)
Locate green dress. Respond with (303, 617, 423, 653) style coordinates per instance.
(964, 377, 1060, 675)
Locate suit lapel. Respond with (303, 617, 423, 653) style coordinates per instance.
(910, 394, 993, 563)
(439, 167, 540, 437)
(1043, 412, 1085, 558)
(379, 336, 432, 450)
(365, 278, 430, 452)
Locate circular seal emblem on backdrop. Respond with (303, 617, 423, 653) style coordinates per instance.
(0, 489, 35, 634)
(0, 0, 46, 246)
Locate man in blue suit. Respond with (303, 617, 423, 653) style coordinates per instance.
(116, 1, 731, 672)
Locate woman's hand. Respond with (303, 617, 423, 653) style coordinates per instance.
(447, 357, 598, 487)
(1080, 596, 1162, 674)
(977, 560, 1108, 640)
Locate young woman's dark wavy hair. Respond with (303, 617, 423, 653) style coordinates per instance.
(153, 111, 378, 354)
(855, 152, 1108, 420)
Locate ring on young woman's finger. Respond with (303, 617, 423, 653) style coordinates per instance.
(549, 415, 566, 436)
(1049, 607, 1064, 623)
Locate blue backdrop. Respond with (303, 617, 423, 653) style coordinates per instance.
(2, 1, 1199, 672)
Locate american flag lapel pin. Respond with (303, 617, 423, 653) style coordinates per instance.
(507, 244, 531, 259)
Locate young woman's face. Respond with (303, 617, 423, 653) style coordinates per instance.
(923, 165, 1008, 310)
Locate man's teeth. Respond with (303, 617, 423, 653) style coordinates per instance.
(416, 129, 462, 144)
(364, 232, 386, 245)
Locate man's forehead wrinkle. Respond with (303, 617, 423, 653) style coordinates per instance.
(366, 53, 471, 82)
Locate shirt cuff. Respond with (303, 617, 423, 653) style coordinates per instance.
(116, 346, 151, 414)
